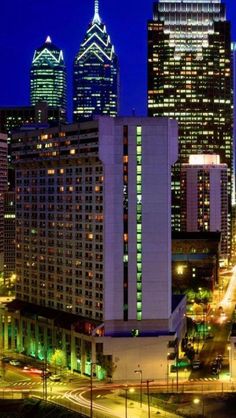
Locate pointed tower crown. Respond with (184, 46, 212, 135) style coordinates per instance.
(45, 35, 52, 44)
(92, 0, 101, 24)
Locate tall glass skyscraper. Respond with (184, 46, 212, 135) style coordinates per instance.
(148, 0, 233, 242)
(73, 0, 119, 121)
(30, 37, 66, 115)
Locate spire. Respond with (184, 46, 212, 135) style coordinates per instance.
(45, 35, 52, 44)
(92, 0, 101, 24)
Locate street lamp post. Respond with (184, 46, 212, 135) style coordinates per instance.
(228, 345, 232, 380)
(146, 380, 154, 418)
(176, 341, 179, 393)
(123, 385, 135, 418)
(90, 362, 97, 418)
(125, 386, 128, 418)
(42, 348, 48, 401)
(134, 366, 142, 407)
(193, 397, 205, 417)
(167, 353, 170, 391)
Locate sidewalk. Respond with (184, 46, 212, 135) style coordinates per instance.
(100, 390, 182, 418)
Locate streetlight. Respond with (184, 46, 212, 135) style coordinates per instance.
(134, 366, 142, 407)
(176, 341, 179, 393)
(228, 345, 232, 380)
(193, 397, 204, 416)
(42, 348, 48, 401)
(167, 352, 170, 391)
(123, 385, 135, 418)
(90, 362, 97, 418)
(146, 379, 154, 418)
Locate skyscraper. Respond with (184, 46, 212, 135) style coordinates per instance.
(30, 37, 66, 116)
(73, 0, 119, 121)
(148, 0, 233, 240)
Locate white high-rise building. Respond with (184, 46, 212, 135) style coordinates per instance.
(4, 117, 186, 381)
(0, 134, 8, 275)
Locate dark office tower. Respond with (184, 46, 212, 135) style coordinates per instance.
(232, 43, 236, 202)
(73, 0, 119, 121)
(30, 36, 66, 116)
(148, 0, 233, 241)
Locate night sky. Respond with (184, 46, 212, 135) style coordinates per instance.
(0, 0, 235, 120)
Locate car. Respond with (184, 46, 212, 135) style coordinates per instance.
(192, 360, 201, 370)
(2, 357, 11, 363)
(29, 367, 43, 375)
(216, 354, 223, 362)
(41, 370, 52, 378)
(210, 361, 219, 375)
(206, 333, 214, 340)
(49, 374, 61, 382)
(9, 360, 21, 366)
(170, 365, 178, 373)
(215, 355, 223, 368)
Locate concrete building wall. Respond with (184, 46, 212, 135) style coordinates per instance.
(103, 335, 175, 381)
(100, 117, 178, 333)
(0, 134, 8, 275)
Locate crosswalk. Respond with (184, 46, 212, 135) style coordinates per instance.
(190, 377, 219, 382)
(11, 380, 65, 387)
(47, 395, 64, 400)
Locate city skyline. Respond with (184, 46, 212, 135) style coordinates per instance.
(0, 0, 235, 119)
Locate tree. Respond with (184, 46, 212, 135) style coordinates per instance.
(96, 354, 117, 382)
(50, 349, 66, 372)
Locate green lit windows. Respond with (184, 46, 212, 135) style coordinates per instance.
(136, 126, 142, 321)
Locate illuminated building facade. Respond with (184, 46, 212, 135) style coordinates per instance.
(148, 0, 233, 235)
(0, 102, 65, 167)
(30, 37, 66, 116)
(231, 42, 236, 259)
(3, 117, 185, 380)
(4, 192, 15, 283)
(73, 0, 119, 121)
(0, 134, 8, 276)
(172, 231, 221, 292)
(181, 155, 228, 259)
(0, 102, 65, 281)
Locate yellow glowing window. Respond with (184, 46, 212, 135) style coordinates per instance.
(70, 149, 76, 155)
(48, 169, 55, 175)
(177, 265, 184, 275)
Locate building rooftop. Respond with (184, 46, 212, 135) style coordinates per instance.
(172, 231, 221, 242)
(6, 299, 102, 334)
